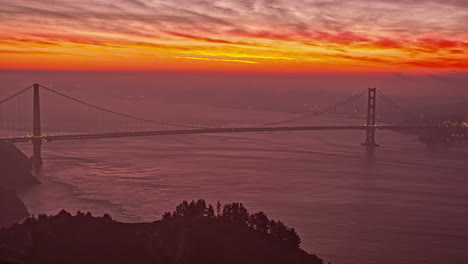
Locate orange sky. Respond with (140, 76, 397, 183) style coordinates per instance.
(0, 0, 467, 73)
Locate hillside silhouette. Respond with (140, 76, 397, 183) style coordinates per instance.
(0, 200, 324, 264)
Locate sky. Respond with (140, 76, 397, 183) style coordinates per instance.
(0, 0, 467, 73)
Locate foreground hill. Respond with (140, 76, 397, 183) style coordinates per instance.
(0, 200, 324, 264)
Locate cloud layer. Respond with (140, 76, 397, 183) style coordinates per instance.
(0, 0, 467, 72)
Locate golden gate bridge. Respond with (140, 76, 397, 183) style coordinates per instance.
(0, 84, 465, 169)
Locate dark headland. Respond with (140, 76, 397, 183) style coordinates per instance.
(0, 141, 39, 228)
(0, 141, 39, 188)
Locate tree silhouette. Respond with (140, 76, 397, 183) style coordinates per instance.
(102, 214, 113, 222)
(169, 199, 213, 218)
(248, 211, 269, 233)
(1, 206, 321, 264)
(216, 201, 221, 217)
(160, 199, 302, 248)
(221, 202, 249, 224)
(162, 212, 172, 221)
(269, 220, 301, 248)
(207, 204, 215, 217)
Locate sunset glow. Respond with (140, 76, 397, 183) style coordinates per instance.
(0, 0, 467, 73)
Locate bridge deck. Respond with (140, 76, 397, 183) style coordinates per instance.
(1, 125, 435, 143)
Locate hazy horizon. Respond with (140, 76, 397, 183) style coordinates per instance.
(1, 70, 467, 98)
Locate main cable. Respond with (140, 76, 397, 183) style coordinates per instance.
(377, 90, 419, 118)
(0, 85, 33, 105)
(261, 89, 368, 126)
(39, 85, 207, 129)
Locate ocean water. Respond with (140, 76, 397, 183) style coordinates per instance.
(11, 92, 468, 264)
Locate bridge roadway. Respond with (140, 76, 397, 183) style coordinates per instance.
(1, 125, 434, 143)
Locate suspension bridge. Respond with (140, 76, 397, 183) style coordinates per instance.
(0, 83, 465, 169)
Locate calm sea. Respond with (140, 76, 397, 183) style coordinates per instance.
(13, 88, 468, 264)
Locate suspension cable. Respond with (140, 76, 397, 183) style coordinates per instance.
(262, 89, 368, 126)
(0, 85, 33, 105)
(39, 85, 207, 129)
(377, 90, 419, 118)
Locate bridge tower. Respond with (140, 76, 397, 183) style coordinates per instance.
(32, 83, 43, 169)
(362, 88, 378, 147)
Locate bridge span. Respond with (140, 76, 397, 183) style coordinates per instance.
(1, 83, 465, 169)
(2, 125, 432, 143)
